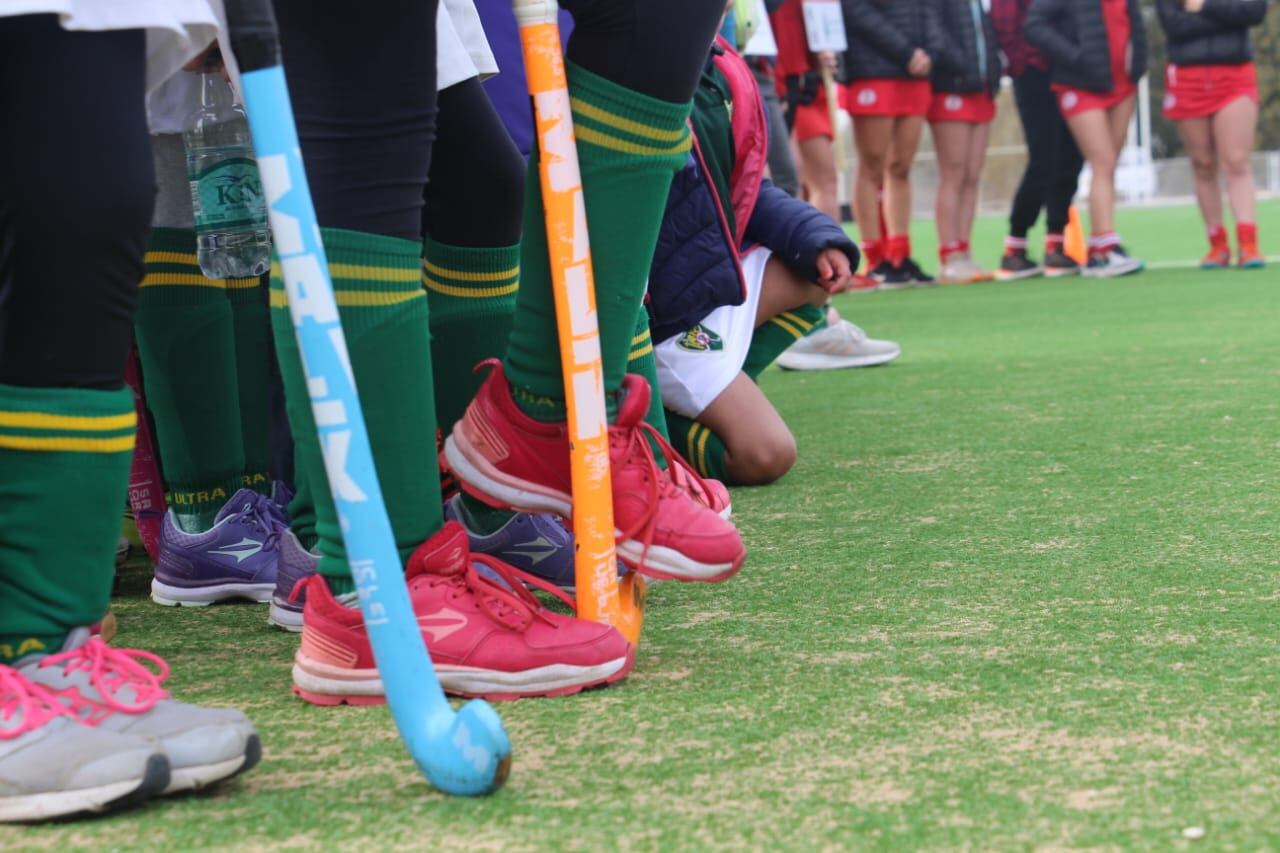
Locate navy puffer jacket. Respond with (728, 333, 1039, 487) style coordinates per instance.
(1024, 0, 1147, 93)
(647, 162, 857, 345)
(840, 0, 944, 82)
(1156, 0, 1269, 66)
(930, 0, 1004, 95)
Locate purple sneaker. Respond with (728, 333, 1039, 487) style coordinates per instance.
(267, 529, 320, 632)
(443, 494, 575, 589)
(150, 490, 281, 607)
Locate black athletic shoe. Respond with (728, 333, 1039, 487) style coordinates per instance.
(875, 261, 915, 290)
(996, 249, 1044, 281)
(901, 257, 935, 285)
(868, 260, 894, 283)
(1043, 248, 1082, 278)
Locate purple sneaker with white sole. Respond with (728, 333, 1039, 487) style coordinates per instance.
(267, 529, 321, 632)
(151, 490, 281, 607)
(444, 494, 576, 590)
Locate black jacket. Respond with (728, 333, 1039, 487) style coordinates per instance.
(930, 0, 1004, 95)
(1156, 0, 1269, 66)
(1024, 0, 1148, 93)
(840, 0, 943, 82)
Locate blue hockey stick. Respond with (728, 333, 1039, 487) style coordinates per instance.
(223, 0, 511, 796)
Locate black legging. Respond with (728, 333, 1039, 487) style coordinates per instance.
(424, 77, 524, 248)
(0, 15, 153, 390)
(1009, 66, 1085, 238)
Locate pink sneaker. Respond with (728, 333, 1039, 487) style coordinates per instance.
(291, 522, 634, 703)
(443, 361, 746, 582)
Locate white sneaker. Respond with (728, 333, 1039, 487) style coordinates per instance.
(774, 320, 901, 371)
(20, 629, 260, 795)
(939, 254, 992, 285)
(1, 666, 168, 822)
(1083, 245, 1143, 278)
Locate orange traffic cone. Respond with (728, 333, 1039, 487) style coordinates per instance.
(1064, 206, 1088, 264)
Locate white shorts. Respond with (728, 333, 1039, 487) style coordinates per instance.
(654, 246, 769, 418)
(438, 0, 498, 91)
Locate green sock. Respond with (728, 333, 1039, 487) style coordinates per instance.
(270, 228, 442, 586)
(626, 310, 670, 467)
(423, 238, 519, 436)
(225, 275, 273, 495)
(664, 409, 729, 483)
(742, 305, 828, 381)
(504, 62, 692, 422)
(456, 492, 513, 537)
(0, 384, 135, 662)
(134, 228, 245, 532)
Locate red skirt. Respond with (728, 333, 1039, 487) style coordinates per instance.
(1162, 62, 1258, 120)
(844, 78, 931, 118)
(793, 83, 834, 142)
(927, 91, 996, 124)
(1052, 79, 1136, 118)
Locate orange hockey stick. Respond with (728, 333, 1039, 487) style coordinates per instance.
(514, 0, 644, 645)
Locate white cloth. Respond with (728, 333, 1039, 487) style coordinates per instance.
(438, 0, 498, 90)
(1, 0, 221, 93)
(654, 247, 771, 418)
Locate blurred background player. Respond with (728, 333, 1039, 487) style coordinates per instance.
(1157, 0, 1270, 270)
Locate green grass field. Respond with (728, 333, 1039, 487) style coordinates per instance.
(7, 202, 1279, 850)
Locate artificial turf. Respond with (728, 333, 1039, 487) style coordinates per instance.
(6, 201, 1279, 850)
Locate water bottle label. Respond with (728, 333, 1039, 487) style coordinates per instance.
(189, 157, 267, 230)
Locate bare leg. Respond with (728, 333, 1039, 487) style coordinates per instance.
(852, 115, 893, 243)
(958, 121, 991, 244)
(931, 120, 969, 248)
(695, 373, 797, 485)
(1212, 96, 1259, 227)
(754, 257, 829, 328)
(884, 115, 925, 238)
(796, 134, 840, 221)
(1177, 116, 1222, 232)
(1065, 108, 1120, 235)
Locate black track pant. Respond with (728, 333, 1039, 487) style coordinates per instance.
(0, 15, 152, 389)
(1009, 67, 1085, 239)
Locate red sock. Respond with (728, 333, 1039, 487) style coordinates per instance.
(1088, 232, 1119, 258)
(1237, 222, 1257, 248)
(939, 241, 964, 264)
(1208, 224, 1229, 251)
(861, 239, 884, 270)
(887, 235, 909, 266)
(1005, 235, 1028, 256)
(958, 239, 970, 255)
(1045, 233, 1064, 254)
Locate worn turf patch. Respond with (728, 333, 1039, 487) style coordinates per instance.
(5, 203, 1279, 849)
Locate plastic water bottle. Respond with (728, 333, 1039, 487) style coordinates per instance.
(183, 55, 270, 279)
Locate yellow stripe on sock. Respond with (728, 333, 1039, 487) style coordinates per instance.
(574, 125, 691, 159)
(422, 258, 519, 283)
(144, 251, 199, 266)
(269, 289, 287, 308)
(569, 98, 688, 143)
(423, 276, 519, 300)
(0, 434, 135, 453)
(778, 311, 816, 331)
(0, 411, 136, 432)
(268, 288, 424, 309)
(224, 278, 260, 290)
(628, 343, 654, 361)
(685, 423, 699, 467)
(695, 424, 711, 477)
(631, 330, 650, 347)
(329, 263, 421, 283)
(770, 315, 807, 340)
(141, 273, 224, 289)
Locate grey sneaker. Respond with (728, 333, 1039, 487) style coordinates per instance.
(775, 320, 902, 371)
(267, 528, 322, 632)
(1, 666, 168, 822)
(19, 629, 260, 795)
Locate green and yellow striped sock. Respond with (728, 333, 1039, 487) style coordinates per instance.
(743, 304, 828, 380)
(423, 238, 519, 435)
(225, 274, 273, 495)
(664, 409, 729, 483)
(0, 384, 135, 661)
(504, 62, 693, 423)
(270, 228, 441, 590)
(134, 227, 246, 531)
(626, 311, 670, 466)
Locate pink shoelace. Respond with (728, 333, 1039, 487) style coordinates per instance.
(610, 417, 707, 561)
(37, 638, 170, 715)
(421, 555, 562, 632)
(0, 666, 70, 738)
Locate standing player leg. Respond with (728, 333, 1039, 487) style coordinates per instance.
(1211, 96, 1263, 268)
(1177, 115, 1228, 268)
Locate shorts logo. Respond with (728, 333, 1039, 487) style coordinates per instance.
(677, 325, 724, 353)
(857, 88, 877, 106)
(945, 95, 963, 112)
(1163, 93, 1176, 110)
(1061, 91, 1079, 111)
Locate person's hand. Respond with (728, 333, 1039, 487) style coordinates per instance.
(1182, 0, 1205, 11)
(907, 48, 932, 78)
(816, 51, 839, 74)
(815, 248, 855, 293)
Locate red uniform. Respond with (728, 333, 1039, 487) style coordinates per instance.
(1162, 61, 1258, 120)
(770, 1, 833, 141)
(844, 78, 932, 118)
(1052, 0, 1136, 118)
(927, 91, 996, 124)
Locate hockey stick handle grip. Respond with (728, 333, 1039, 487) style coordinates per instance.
(513, 0, 560, 26)
(223, 0, 282, 73)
